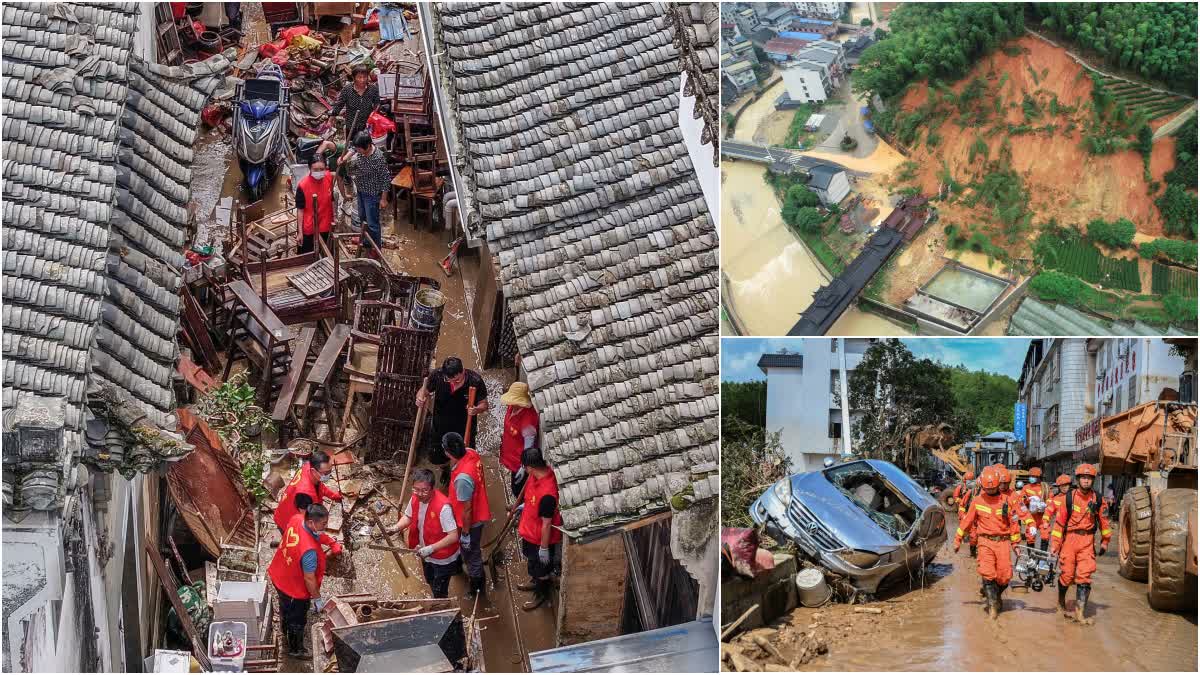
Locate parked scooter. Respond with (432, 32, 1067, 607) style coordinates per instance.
(232, 64, 290, 202)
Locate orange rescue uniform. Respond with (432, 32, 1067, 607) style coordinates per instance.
(958, 487, 980, 547)
(1020, 482, 1051, 538)
(1050, 488, 1112, 585)
(955, 491, 1021, 586)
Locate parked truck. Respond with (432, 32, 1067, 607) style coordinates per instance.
(1107, 340, 1197, 612)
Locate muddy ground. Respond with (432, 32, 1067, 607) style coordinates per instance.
(725, 518, 1197, 671)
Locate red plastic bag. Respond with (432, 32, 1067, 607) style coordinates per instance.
(259, 39, 286, 58)
(279, 25, 310, 41)
(366, 110, 396, 138)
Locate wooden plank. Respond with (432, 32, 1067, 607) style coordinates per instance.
(306, 323, 351, 385)
(226, 280, 289, 337)
(146, 541, 211, 670)
(271, 326, 317, 421)
(287, 257, 350, 298)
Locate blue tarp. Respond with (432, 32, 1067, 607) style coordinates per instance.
(779, 31, 823, 41)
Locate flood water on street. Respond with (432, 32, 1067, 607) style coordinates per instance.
(778, 516, 1197, 671)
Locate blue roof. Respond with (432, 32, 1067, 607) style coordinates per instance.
(800, 18, 836, 25)
(779, 31, 823, 41)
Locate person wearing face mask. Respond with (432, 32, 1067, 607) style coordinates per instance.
(295, 157, 336, 254)
(416, 357, 490, 470)
(273, 450, 343, 533)
(1020, 467, 1051, 548)
(389, 468, 461, 598)
(268, 504, 343, 658)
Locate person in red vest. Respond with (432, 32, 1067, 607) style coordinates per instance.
(273, 451, 343, 533)
(392, 468, 461, 598)
(499, 381, 539, 497)
(513, 446, 563, 611)
(267, 504, 343, 659)
(443, 432, 492, 599)
(294, 156, 335, 254)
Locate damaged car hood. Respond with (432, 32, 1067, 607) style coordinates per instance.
(790, 471, 904, 553)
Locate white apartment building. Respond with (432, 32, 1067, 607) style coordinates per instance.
(760, 338, 875, 472)
(779, 41, 845, 103)
(1016, 339, 1091, 477)
(793, 1, 844, 20)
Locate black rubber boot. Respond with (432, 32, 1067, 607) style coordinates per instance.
(1057, 581, 1070, 617)
(466, 575, 485, 599)
(522, 579, 551, 611)
(984, 581, 1000, 620)
(969, 543, 977, 558)
(1039, 539, 1049, 552)
(978, 581, 986, 599)
(1075, 583, 1093, 624)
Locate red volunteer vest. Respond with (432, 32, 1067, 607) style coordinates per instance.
(500, 406, 539, 473)
(274, 463, 320, 531)
(297, 173, 335, 235)
(449, 449, 492, 527)
(519, 468, 563, 546)
(268, 513, 326, 599)
(407, 491, 461, 560)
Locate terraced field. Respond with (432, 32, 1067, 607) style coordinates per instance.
(1035, 233, 1142, 292)
(1096, 73, 1192, 120)
(1151, 262, 1198, 297)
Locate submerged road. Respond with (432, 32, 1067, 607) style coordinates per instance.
(721, 140, 870, 178)
(771, 516, 1197, 671)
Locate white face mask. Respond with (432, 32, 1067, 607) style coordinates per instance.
(311, 170, 327, 179)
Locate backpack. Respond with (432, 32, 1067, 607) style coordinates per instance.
(1063, 489, 1101, 536)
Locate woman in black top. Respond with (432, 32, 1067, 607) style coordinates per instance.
(416, 357, 490, 465)
(329, 64, 380, 142)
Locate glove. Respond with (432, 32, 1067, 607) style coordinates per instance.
(537, 546, 550, 565)
(329, 490, 344, 501)
(953, 541, 960, 553)
(314, 598, 328, 612)
(418, 545, 435, 559)
(330, 541, 344, 555)
(514, 466, 526, 482)
(460, 532, 471, 548)
(1098, 545, 1107, 556)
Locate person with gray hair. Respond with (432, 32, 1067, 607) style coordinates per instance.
(390, 468, 461, 598)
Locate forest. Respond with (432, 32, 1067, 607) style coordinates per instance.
(1030, 2, 1198, 93)
(853, 3, 1198, 101)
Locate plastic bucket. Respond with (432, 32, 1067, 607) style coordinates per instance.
(795, 567, 831, 607)
(411, 288, 445, 330)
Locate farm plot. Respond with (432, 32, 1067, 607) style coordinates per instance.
(1151, 262, 1198, 297)
(1035, 233, 1142, 291)
(1096, 74, 1191, 120)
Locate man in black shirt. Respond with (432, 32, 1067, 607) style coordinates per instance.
(416, 357, 489, 467)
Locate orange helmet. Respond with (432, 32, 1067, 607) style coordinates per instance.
(1029, 467, 1043, 477)
(979, 466, 1000, 490)
(1055, 474, 1071, 487)
(1075, 463, 1097, 477)
(994, 464, 1011, 484)
(964, 470, 975, 481)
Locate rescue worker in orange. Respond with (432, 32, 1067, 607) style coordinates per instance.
(513, 446, 563, 611)
(951, 470, 975, 508)
(391, 468, 462, 598)
(267, 504, 343, 659)
(1050, 463, 1111, 623)
(954, 466, 1021, 619)
(443, 432, 492, 599)
(997, 464, 1036, 545)
(1020, 467, 1052, 549)
(294, 156, 336, 254)
(957, 471, 981, 557)
(273, 450, 343, 533)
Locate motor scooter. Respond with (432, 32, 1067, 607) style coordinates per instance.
(232, 64, 290, 201)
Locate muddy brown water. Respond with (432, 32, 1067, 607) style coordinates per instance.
(763, 515, 1197, 671)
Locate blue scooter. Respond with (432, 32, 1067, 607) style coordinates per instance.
(232, 64, 290, 202)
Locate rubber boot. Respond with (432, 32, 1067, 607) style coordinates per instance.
(978, 580, 986, 599)
(1057, 581, 1070, 617)
(466, 575, 485, 599)
(969, 543, 977, 558)
(984, 581, 1000, 620)
(522, 579, 551, 611)
(515, 578, 538, 592)
(1075, 583, 1093, 624)
(1039, 539, 1049, 552)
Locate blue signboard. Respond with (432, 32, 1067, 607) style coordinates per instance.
(1013, 403, 1027, 442)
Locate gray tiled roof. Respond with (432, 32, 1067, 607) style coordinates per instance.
(757, 353, 804, 371)
(1007, 298, 1189, 337)
(807, 163, 841, 190)
(2, 3, 231, 510)
(430, 2, 719, 537)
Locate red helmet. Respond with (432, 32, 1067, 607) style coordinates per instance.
(979, 466, 1000, 490)
(1029, 467, 1043, 477)
(1055, 474, 1071, 487)
(964, 470, 975, 481)
(1075, 463, 1097, 477)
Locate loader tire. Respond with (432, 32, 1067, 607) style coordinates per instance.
(1147, 488, 1197, 612)
(1118, 486, 1152, 582)
(937, 486, 956, 510)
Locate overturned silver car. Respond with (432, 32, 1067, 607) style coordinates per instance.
(749, 459, 947, 594)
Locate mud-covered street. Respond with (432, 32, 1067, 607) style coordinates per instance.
(732, 519, 1197, 672)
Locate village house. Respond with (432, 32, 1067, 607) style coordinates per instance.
(779, 40, 846, 103)
(806, 164, 851, 206)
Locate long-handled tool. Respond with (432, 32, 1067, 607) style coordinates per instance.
(398, 377, 429, 502)
(368, 508, 410, 578)
(463, 385, 477, 448)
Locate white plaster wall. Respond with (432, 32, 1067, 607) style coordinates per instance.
(678, 72, 718, 219)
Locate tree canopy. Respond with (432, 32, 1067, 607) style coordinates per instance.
(1030, 2, 1198, 93)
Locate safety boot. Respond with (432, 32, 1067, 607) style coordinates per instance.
(1075, 583, 1093, 624)
(983, 581, 1000, 620)
(522, 579, 551, 611)
(1057, 581, 1070, 617)
(978, 581, 986, 599)
(969, 543, 977, 558)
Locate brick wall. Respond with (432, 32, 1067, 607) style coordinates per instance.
(556, 534, 628, 646)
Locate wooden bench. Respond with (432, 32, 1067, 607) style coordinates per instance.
(271, 326, 317, 425)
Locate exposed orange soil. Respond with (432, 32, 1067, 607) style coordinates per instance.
(892, 35, 1168, 251)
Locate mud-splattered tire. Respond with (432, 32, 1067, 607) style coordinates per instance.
(1147, 488, 1197, 612)
(1119, 486, 1152, 582)
(937, 486, 956, 510)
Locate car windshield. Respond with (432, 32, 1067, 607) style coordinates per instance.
(823, 463, 920, 540)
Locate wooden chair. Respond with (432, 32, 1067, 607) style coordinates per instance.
(410, 153, 443, 231)
(339, 300, 407, 440)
